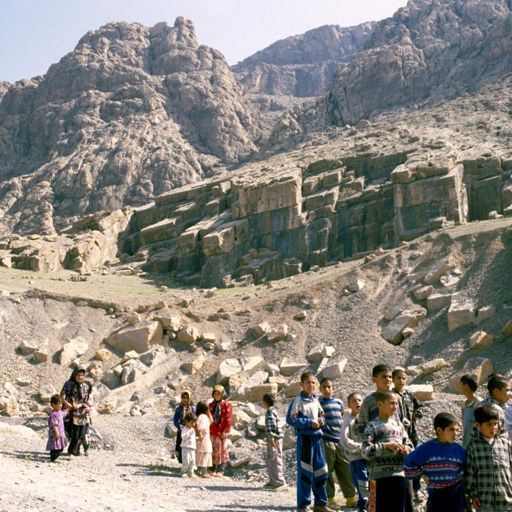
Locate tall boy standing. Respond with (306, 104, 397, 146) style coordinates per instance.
(287, 371, 328, 512)
(466, 405, 512, 512)
(357, 364, 394, 437)
(319, 378, 357, 510)
(404, 413, 466, 512)
(362, 391, 413, 512)
(459, 374, 481, 448)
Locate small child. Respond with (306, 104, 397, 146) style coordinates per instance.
(173, 391, 195, 463)
(340, 392, 369, 512)
(79, 380, 93, 456)
(195, 401, 212, 478)
(46, 394, 68, 462)
(357, 364, 394, 437)
(362, 391, 413, 512)
(319, 378, 356, 510)
(466, 405, 512, 511)
(404, 412, 466, 512)
(180, 412, 197, 478)
(262, 393, 286, 489)
(459, 374, 481, 448)
(286, 370, 328, 512)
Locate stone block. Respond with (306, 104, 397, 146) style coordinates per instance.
(201, 332, 217, 344)
(266, 324, 289, 343)
(95, 348, 112, 362)
(427, 293, 452, 313)
(475, 305, 496, 325)
(217, 358, 243, 383)
(424, 258, 454, 285)
(180, 354, 205, 375)
(18, 340, 38, 355)
(413, 285, 434, 301)
(284, 381, 303, 398)
(235, 383, 278, 402)
(251, 322, 272, 337)
(381, 308, 426, 345)
(407, 384, 434, 402)
(59, 336, 89, 366)
(34, 346, 49, 363)
(241, 356, 264, 372)
(503, 319, 512, 336)
(307, 344, 335, 363)
(176, 326, 200, 344)
(279, 358, 308, 377)
(447, 301, 476, 331)
(321, 359, 348, 380)
(153, 311, 182, 332)
(417, 358, 448, 375)
(469, 331, 495, 349)
(232, 410, 252, 429)
(108, 321, 163, 353)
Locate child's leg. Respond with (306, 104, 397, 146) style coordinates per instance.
(323, 440, 336, 500)
(50, 449, 62, 462)
(333, 445, 356, 501)
(181, 448, 192, 475)
(267, 439, 286, 486)
(311, 436, 328, 507)
(175, 429, 182, 463)
(351, 459, 369, 510)
(297, 436, 313, 508)
(426, 483, 465, 512)
(375, 477, 406, 512)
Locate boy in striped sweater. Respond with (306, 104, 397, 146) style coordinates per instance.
(362, 391, 413, 512)
(319, 378, 357, 510)
(404, 412, 466, 512)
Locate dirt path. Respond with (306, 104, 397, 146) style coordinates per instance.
(0, 421, 295, 512)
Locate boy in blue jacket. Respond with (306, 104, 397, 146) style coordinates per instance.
(287, 371, 328, 512)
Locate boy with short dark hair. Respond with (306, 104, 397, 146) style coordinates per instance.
(319, 377, 357, 510)
(362, 391, 413, 512)
(262, 393, 286, 489)
(357, 364, 394, 437)
(459, 374, 481, 448)
(466, 405, 512, 511)
(287, 371, 328, 512)
(479, 375, 510, 433)
(404, 413, 466, 512)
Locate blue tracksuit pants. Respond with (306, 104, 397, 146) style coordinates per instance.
(296, 434, 328, 508)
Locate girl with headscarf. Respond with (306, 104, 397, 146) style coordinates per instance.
(60, 367, 90, 456)
(173, 391, 195, 463)
(208, 384, 233, 475)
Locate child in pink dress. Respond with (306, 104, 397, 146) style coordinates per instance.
(195, 401, 213, 477)
(46, 394, 68, 462)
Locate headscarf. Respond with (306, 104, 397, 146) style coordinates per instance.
(179, 391, 193, 417)
(212, 385, 224, 425)
(61, 367, 87, 405)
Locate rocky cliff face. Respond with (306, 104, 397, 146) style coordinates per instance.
(233, 23, 374, 97)
(268, 0, 512, 145)
(0, 18, 261, 235)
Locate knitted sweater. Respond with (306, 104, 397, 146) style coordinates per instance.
(404, 439, 466, 491)
(319, 396, 344, 443)
(362, 417, 413, 480)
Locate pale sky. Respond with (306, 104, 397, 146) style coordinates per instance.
(0, 0, 408, 83)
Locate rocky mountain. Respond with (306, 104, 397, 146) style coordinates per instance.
(268, 0, 512, 145)
(233, 23, 374, 97)
(0, 18, 261, 235)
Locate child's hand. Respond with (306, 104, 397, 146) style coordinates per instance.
(400, 444, 412, 454)
(271, 439, 277, 449)
(471, 497, 481, 511)
(311, 420, 320, 429)
(384, 441, 402, 453)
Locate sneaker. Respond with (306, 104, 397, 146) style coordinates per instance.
(345, 495, 358, 507)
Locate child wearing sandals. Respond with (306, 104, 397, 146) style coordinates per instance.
(195, 401, 213, 477)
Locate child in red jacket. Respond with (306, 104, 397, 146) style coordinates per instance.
(208, 384, 233, 475)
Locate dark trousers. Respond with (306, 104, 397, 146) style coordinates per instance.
(427, 483, 465, 512)
(375, 476, 406, 512)
(175, 429, 183, 463)
(50, 449, 63, 462)
(68, 424, 86, 455)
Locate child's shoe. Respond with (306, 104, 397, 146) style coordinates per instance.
(345, 495, 358, 507)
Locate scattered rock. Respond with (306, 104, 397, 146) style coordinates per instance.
(59, 336, 89, 366)
(18, 340, 39, 356)
(469, 331, 495, 349)
(251, 322, 272, 337)
(307, 343, 335, 363)
(320, 359, 348, 380)
(217, 358, 243, 383)
(176, 326, 200, 344)
(381, 308, 426, 345)
(279, 358, 308, 377)
(413, 285, 433, 301)
(95, 348, 112, 362)
(108, 321, 163, 353)
(266, 324, 289, 342)
(426, 293, 452, 313)
(407, 384, 434, 402)
(417, 358, 448, 375)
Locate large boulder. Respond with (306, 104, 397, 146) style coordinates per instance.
(107, 321, 163, 354)
(381, 308, 426, 345)
(320, 359, 348, 380)
(59, 336, 89, 366)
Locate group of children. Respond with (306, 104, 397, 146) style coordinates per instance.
(281, 365, 512, 512)
(172, 384, 233, 478)
(46, 367, 93, 462)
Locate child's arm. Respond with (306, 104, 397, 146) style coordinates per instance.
(465, 443, 479, 509)
(340, 414, 362, 454)
(403, 444, 425, 480)
(172, 407, 182, 429)
(361, 423, 385, 459)
(286, 397, 317, 434)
